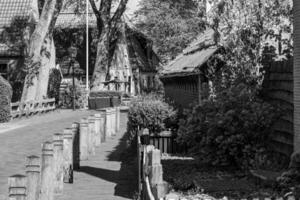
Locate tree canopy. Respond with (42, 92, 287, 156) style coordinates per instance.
(134, 0, 205, 63)
(205, 0, 293, 90)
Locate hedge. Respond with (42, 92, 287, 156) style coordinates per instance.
(89, 91, 122, 98)
(0, 76, 12, 122)
(47, 68, 62, 104)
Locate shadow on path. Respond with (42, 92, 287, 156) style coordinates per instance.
(76, 112, 137, 199)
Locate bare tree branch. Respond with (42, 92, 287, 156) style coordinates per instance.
(89, 0, 101, 20)
(110, 0, 128, 25)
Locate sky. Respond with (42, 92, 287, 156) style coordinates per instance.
(126, 0, 141, 17)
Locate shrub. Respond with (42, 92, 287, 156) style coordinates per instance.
(127, 94, 176, 134)
(47, 68, 62, 104)
(0, 76, 12, 122)
(177, 83, 281, 169)
(59, 80, 87, 109)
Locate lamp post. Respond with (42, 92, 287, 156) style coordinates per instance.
(68, 46, 78, 111)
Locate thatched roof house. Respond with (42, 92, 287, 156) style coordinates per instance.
(0, 0, 159, 95)
(160, 29, 222, 108)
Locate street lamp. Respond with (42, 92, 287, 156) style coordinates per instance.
(68, 46, 78, 111)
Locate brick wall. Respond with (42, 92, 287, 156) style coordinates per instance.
(262, 59, 293, 156)
(162, 75, 199, 108)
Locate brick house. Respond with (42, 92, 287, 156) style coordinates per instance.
(160, 29, 221, 108)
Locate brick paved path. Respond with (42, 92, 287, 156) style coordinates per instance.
(0, 110, 136, 200)
(57, 112, 136, 200)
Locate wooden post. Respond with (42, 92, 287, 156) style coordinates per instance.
(148, 149, 167, 199)
(94, 114, 101, 147)
(79, 118, 89, 160)
(115, 106, 120, 133)
(26, 155, 40, 200)
(8, 174, 27, 200)
(88, 116, 96, 155)
(105, 108, 113, 137)
(111, 108, 116, 136)
(63, 128, 73, 183)
(72, 122, 80, 170)
(40, 142, 54, 200)
(52, 133, 64, 194)
(99, 110, 106, 143)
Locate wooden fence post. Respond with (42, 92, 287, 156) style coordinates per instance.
(102, 109, 112, 138)
(53, 133, 64, 194)
(72, 122, 80, 170)
(40, 142, 54, 200)
(63, 128, 73, 183)
(115, 107, 120, 133)
(79, 118, 89, 160)
(88, 116, 96, 155)
(148, 149, 168, 199)
(8, 174, 27, 200)
(26, 155, 40, 200)
(111, 108, 116, 136)
(94, 114, 101, 147)
(99, 110, 106, 143)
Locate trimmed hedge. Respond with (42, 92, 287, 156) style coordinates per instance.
(47, 68, 62, 104)
(88, 91, 122, 109)
(0, 76, 12, 122)
(89, 91, 122, 98)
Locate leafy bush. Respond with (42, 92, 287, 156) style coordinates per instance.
(47, 68, 62, 104)
(0, 76, 12, 122)
(177, 83, 281, 169)
(127, 94, 176, 134)
(59, 80, 87, 109)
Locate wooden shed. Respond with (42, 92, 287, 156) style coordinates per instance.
(160, 29, 221, 108)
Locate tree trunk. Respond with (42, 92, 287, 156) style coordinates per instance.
(91, 30, 110, 91)
(21, 0, 62, 102)
(294, 0, 300, 152)
(35, 37, 55, 100)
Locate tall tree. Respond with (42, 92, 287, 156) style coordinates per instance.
(89, 0, 129, 90)
(294, 0, 300, 152)
(134, 0, 204, 63)
(207, 0, 292, 89)
(21, 0, 63, 101)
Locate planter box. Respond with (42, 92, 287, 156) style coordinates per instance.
(89, 97, 111, 109)
(95, 97, 110, 109)
(88, 97, 96, 109)
(110, 96, 121, 107)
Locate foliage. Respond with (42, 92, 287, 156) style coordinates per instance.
(0, 17, 29, 55)
(47, 68, 62, 104)
(59, 80, 86, 109)
(53, 26, 97, 76)
(0, 76, 12, 123)
(176, 83, 281, 169)
(134, 0, 205, 63)
(127, 94, 176, 135)
(207, 0, 293, 89)
(125, 94, 176, 152)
